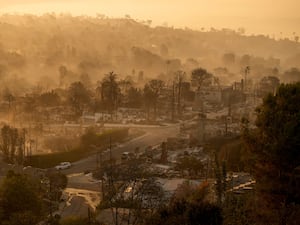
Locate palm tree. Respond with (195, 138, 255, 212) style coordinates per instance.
(101, 72, 120, 119)
(174, 70, 185, 118)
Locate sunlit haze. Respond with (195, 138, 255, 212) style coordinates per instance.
(0, 0, 299, 37)
(0, 0, 300, 224)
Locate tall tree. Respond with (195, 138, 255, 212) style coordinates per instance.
(0, 126, 27, 164)
(119, 77, 134, 107)
(9, 127, 18, 163)
(243, 82, 300, 224)
(68, 82, 91, 118)
(191, 68, 212, 91)
(16, 129, 26, 165)
(101, 72, 120, 117)
(174, 70, 185, 118)
(0, 125, 11, 162)
(0, 171, 43, 225)
(143, 79, 164, 120)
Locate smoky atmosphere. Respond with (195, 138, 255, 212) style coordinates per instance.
(0, 1, 299, 225)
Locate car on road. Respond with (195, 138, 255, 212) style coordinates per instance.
(121, 152, 130, 160)
(55, 162, 72, 170)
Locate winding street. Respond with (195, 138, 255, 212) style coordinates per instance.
(57, 124, 180, 218)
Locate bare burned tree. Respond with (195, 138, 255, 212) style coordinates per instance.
(98, 157, 165, 225)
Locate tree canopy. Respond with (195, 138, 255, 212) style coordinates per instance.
(0, 171, 43, 225)
(191, 68, 213, 91)
(254, 82, 300, 172)
(147, 182, 222, 225)
(243, 82, 300, 224)
(68, 81, 91, 117)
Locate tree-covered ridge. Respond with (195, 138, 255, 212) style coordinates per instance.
(0, 14, 299, 59)
(0, 14, 299, 89)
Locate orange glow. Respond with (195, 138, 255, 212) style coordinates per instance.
(0, 0, 299, 36)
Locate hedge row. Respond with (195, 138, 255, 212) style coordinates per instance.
(26, 128, 129, 168)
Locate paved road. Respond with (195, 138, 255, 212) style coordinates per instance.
(1, 125, 180, 219)
(58, 124, 180, 218)
(65, 124, 180, 175)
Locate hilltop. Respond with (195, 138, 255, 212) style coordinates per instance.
(0, 14, 299, 93)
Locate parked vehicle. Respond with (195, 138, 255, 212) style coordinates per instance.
(121, 152, 130, 160)
(121, 152, 135, 161)
(55, 162, 71, 170)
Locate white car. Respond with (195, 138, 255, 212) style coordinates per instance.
(55, 162, 72, 170)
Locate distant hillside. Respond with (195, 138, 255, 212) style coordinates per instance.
(0, 14, 299, 92)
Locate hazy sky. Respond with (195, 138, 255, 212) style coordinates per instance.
(0, 0, 299, 36)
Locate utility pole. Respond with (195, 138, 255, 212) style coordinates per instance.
(198, 91, 206, 143)
(177, 71, 183, 118)
(244, 66, 250, 91)
(225, 91, 232, 136)
(109, 137, 112, 166)
(100, 150, 104, 200)
(171, 81, 175, 122)
(109, 136, 113, 188)
(87, 207, 91, 225)
(96, 149, 99, 169)
(49, 179, 53, 220)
